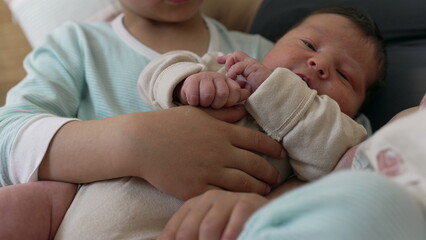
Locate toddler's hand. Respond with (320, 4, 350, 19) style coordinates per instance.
(134, 106, 282, 200)
(217, 51, 273, 92)
(158, 190, 267, 240)
(177, 72, 250, 109)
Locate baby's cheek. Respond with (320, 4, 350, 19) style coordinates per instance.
(335, 95, 357, 117)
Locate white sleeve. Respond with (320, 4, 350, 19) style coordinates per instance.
(137, 50, 224, 110)
(245, 68, 367, 180)
(353, 108, 426, 208)
(8, 114, 78, 184)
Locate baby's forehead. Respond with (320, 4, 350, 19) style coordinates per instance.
(300, 14, 362, 33)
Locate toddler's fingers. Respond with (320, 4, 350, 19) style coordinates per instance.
(157, 201, 191, 240)
(239, 89, 251, 102)
(215, 167, 272, 195)
(198, 194, 235, 240)
(159, 187, 223, 240)
(221, 193, 267, 240)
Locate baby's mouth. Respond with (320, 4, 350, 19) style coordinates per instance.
(296, 73, 312, 89)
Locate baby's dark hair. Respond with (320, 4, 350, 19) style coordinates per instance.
(293, 6, 387, 103)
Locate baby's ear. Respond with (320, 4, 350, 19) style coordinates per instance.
(420, 95, 426, 109)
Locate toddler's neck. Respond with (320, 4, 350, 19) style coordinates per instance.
(122, 13, 209, 56)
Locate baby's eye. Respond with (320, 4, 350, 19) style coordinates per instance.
(338, 70, 348, 80)
(302, 40, 316, 51)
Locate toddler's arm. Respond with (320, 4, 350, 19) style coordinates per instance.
(40, 106, 283, 200)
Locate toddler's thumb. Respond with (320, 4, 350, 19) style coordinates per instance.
(203, 105, 247, 123)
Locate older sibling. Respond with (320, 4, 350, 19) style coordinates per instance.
(0, 0, 281, 239)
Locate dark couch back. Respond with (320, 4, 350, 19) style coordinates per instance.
(250, 0, 426, 131)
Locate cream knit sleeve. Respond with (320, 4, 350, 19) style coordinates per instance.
(137, 50, 223, 110)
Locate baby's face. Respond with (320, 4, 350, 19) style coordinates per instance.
(120, 0, 203, 23)
(262, 13, 378, 117)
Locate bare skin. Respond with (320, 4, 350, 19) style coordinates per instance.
(38, 0, 282, 202)
(40, 106, 282, 200)
(1, 107, 282, 240)
(0, 182, 77, 240)
(177, 14, 379, 118)
(120, 0, 209, 56)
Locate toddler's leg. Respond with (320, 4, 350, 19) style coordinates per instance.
(0, 181, 77, 240)
(239, 170, 426, 240)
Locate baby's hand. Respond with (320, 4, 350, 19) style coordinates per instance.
(217, 51, 273, 92)
(176, 72, 250, 109)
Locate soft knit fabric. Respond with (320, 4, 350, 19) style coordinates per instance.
(239, 170, 426, 240)
(24, 14, 273, 240)
(353, 101, 426, 209)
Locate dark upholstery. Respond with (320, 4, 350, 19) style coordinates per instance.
(250, 0, 426, 131)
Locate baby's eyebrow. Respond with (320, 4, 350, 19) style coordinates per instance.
(304, 24, 325, 37)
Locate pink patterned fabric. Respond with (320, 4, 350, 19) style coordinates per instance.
(353, 93, 426, 208)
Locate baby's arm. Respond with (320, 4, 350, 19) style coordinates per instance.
(138, 50, 224, 110)
(176, 51, 274, 108)
(175, 71, 250, 109)
(139, 50, 250, 109)
(245, 68, 367, 181)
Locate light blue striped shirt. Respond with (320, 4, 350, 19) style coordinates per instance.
(0, 16, 273, 186)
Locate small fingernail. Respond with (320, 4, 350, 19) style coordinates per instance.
(276, 174, 282, 184)
(265, 184, 271, 194)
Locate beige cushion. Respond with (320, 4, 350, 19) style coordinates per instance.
(202, 0, 262, 32)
